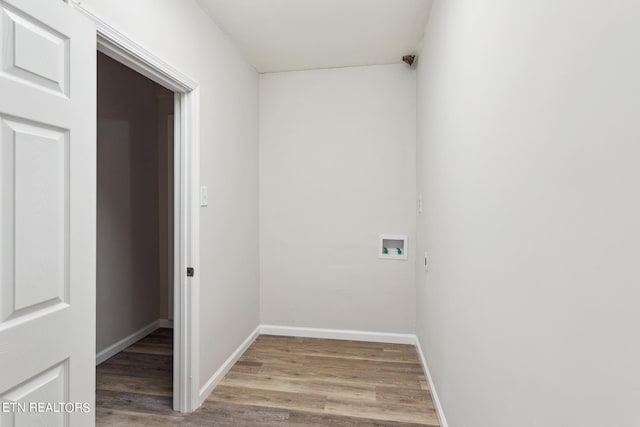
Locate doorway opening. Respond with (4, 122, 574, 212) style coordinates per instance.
(95, 51, 176, 415)
(84, 15, 201, 412)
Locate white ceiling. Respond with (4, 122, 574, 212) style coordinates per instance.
(197, 0, 432, 73)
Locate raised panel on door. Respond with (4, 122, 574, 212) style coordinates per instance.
(0, 116, 69, 321)
(0, 4, 69, 96)
(0, 361, 68, 427)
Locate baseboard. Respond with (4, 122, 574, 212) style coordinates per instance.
(96, 319, 167, 365)
(158, 318, 174, 328)
(415, 338, 449, 427)
(259, 324, 416, 345)
(198, 325, 261, 406)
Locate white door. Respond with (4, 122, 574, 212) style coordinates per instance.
(0, 0, 96, 425)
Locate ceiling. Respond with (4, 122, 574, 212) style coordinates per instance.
(197, 0, 432, 73)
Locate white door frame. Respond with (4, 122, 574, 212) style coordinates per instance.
(70, 4, 201, 413)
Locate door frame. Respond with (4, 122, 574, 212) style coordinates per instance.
(71, 4, 201, 413)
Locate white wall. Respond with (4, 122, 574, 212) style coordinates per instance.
(416, 1, 640, 426)
(260, 64, 416, 333)
(80, 0, 260, 390)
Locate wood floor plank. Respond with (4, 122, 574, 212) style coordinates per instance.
(375, 385, 434, 406)
(96, 389, 174, 416)
(96, 408, 182, 427)
(135, 335, 172, 346)
(324, 398, 439, 425)
(96, 373, 172, 397)
(286, 409, 438, 427)
(207, 384, 327, 413)
(123, 343, 173, 356)
(221, 371, 377, 401)
(231, 360, 263, 374)
(98, 352, 172, 379)
(256, 361, 424, 389)
(241, 349, 424, 371)
(251, 336, 420, 364)
(181, 401, 290, 426)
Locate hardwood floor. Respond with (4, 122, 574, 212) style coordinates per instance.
(96, 329, 440, 426)
(96, 328, 175, 426)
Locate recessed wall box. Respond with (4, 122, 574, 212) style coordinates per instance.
(379, 234, 408, 260)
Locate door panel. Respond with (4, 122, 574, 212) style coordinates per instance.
(0, 6, 69, 95)
(0, 0, 95, 425)
(0, 361, 67, 426)
(1, 115, 68, 320)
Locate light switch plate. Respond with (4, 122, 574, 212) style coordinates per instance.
(200, 186, 208, 207)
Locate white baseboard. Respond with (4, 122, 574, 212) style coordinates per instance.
(260, 324, 416, 345)
(415, 338, 449, 427)
(158, 319, 174, 328)
(198, 325, 261, 406)
(96, 319, 169, 365)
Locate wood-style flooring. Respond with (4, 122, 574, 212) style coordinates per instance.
(96, 329, 440, 426)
